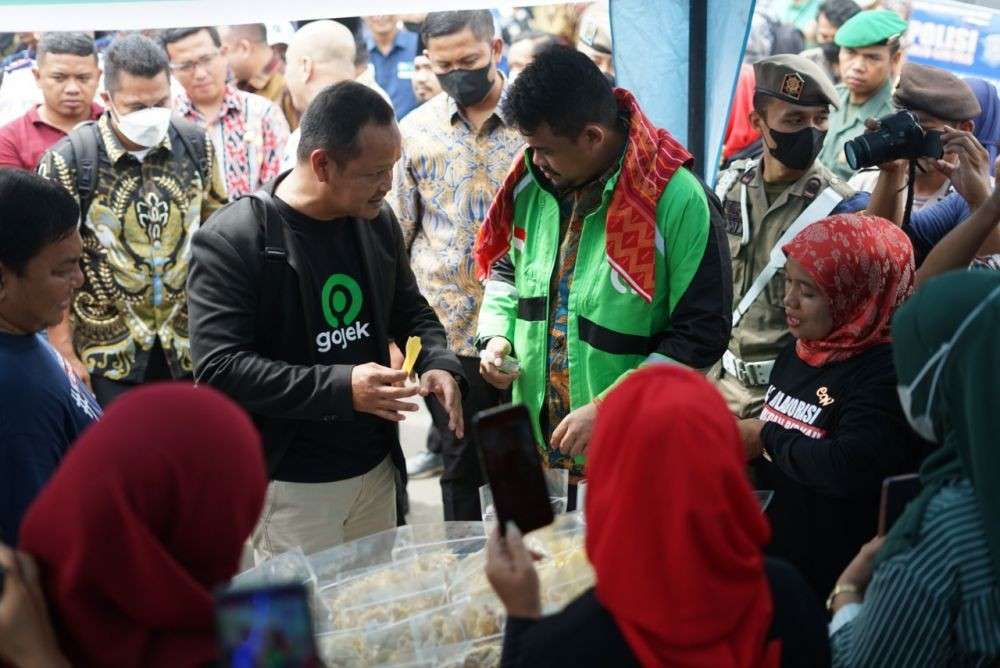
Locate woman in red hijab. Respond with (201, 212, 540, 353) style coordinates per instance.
(738, 213, 927, 598)
(17, 383, 267, 667)
(486, 365, 830, 667)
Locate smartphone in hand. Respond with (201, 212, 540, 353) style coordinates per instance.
(215, 582, 322, 668)
(474, 403, 554, 536)
(878, 473, 922, 536)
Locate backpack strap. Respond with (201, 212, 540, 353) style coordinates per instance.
(68, 121, 100, 221)
(171, 120, 211, 184)
(245, 189, 287, 349)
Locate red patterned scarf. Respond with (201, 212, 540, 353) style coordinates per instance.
(474, 88, 693, 303)
(782, 214, 915, 367)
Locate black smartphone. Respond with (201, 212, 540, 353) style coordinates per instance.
(474, 403, 555, 536)
(878, 474, 922, 536)
(215, 582, 322, 668)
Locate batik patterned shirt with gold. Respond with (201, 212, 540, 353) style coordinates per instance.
(390, 90, 524, 358)
(37, 112, 228, 383)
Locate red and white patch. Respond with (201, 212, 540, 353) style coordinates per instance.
(513, 226, 526, 252)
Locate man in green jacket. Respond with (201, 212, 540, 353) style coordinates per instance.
(473, 46, 731, 489)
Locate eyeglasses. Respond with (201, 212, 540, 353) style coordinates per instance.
(169, 51, 220, 75)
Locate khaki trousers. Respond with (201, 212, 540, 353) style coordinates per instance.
(251, 455, 397, 564)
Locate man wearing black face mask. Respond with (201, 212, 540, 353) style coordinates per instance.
(712, 54, 866, 419)
(388, 10, 523, 521)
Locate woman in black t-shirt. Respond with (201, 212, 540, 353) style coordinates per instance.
(738, 213, 926, 598)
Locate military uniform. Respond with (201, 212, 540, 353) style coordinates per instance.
(818, 79, 894, 181)
(711, 54, 856, 418)
(817, 8, 908, 181)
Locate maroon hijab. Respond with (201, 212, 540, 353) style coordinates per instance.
(19, 383, 267, 667)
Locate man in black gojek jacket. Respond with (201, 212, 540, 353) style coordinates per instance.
(188, 81, 466, 563)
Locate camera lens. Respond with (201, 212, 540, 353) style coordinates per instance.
(844, 137, 869, 171)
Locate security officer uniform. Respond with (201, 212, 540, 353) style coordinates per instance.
(713, 54, 857, 418)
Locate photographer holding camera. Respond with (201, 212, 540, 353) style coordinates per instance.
(859, 64, 991, 265)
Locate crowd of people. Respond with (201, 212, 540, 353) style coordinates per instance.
(0, 1, 998, 666)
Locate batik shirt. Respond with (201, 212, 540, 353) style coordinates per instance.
(545, 168, 616, 477)
(176, 84, 289, 198)
(390, 90, 523, 357)
(37, 112, 228, 382)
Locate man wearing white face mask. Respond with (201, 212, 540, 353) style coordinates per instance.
(37, 33, 228, 407)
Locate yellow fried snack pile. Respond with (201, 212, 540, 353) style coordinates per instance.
(401, 336, 422, 376)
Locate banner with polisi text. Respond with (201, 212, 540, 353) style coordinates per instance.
(908, 0, 1000, 88)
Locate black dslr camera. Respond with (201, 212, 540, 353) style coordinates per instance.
(844, 110, 944, 171)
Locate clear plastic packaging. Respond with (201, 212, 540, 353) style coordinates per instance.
(317, 616, 419, 667)
(331, 585, 449, 631)
(232, 547, 318, 589)
(319, 556, 448, 613)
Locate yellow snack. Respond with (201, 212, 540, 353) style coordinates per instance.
(402, 336, 422, 376)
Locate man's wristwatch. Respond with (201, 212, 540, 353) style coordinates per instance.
(826, 583, 861, 612)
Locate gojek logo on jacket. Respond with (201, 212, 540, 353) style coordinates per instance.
(317, 273, 371, 353)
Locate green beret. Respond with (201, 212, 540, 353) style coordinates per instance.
(893, 62, 982, 122)
(834, 9, 907, 48)
(753, 54, 840, 109)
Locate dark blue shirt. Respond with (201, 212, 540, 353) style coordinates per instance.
(0, 331, 100, 545)
(367, 29, 420, 120)
(846, 191, 972, 265)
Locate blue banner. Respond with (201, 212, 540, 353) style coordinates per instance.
(908, 0, 1000, 88)
(612, 0, 757, 186)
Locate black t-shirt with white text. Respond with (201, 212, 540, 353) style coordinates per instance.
(270, 197, 392, 483)
(753, 342, 925, 598)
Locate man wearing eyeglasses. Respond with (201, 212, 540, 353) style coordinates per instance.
(161, 27, 290, 199)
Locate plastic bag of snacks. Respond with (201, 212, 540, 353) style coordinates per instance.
(230, 547, 330, 624)
(318, 615, 419, 667)
(319, 556, 448, 614)
(308, 526, 409, 587)
(424, 635, 503, 668)
(331, 585, 450, 632)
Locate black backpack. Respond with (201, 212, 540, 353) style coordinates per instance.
(66, 118, 211, 221)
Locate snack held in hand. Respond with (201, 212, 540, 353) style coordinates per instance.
(402, 336, 422, 376)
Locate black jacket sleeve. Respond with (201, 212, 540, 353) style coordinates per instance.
(651, 179, 733, 369)
(500, 591, 639, 668)
(760, 355, 919, 499)
(188, 217, 356, 422)
(384, 208, 468, 395)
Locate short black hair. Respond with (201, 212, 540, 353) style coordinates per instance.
(37, 32, 97, 63)
(297, 81, 395, 167)
(0, 169, 79, 276)
(501, 45, 617, 139)
(159, 26, 221, 52)
(421, 10, 494, 46)
(818, 0, 862, 28)
(512, 30, 558, 52)
(225, 24, 268, 45)
(104, 33, 170, 94)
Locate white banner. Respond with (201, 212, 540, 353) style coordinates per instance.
(0, 0, 569, 32)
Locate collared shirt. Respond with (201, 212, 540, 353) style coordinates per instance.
(0, 102, 103, 170)
(237, 52, 299, 131)
(390, 90, 524, 357)
(818, 78, 896, 181)
(367, 29, 420, 120)
(175, 83, 289, 199)
(37, 112, 228, 383)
